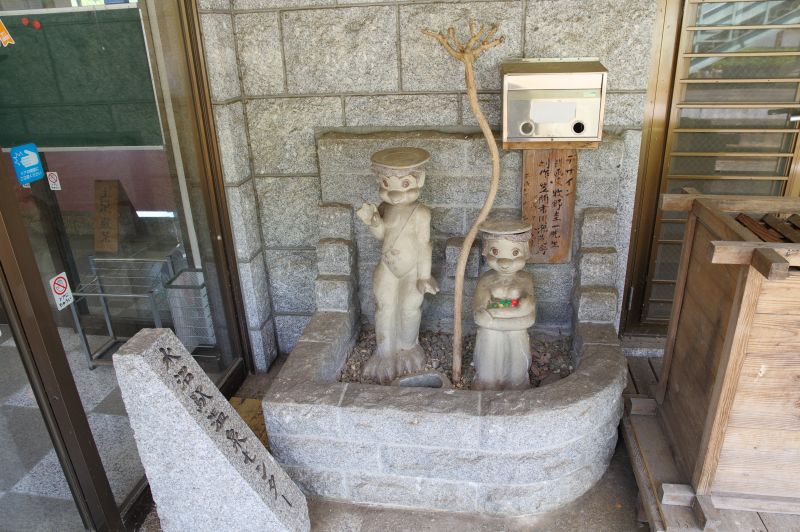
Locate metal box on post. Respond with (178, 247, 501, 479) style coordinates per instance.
(501, 59, 607, 149)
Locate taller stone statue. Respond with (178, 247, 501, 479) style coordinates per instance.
(356, 147, 439, 383)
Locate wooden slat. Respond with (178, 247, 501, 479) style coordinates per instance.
(630, 415, 700, 529)
(657, 209, 698, 405)
(763, 214, 800, 243)
(626, 395, 658, 416)
(659, 483, 695, 506)
(717, 509, 768, 532)
(728, 348, 800, 431)
(668, 174, 788, 181)
(735, 214, 784, 243)
(677, 103, 800, 109)
(692, 266, 763, 494)
(750, 248, 790, 281)
(715, 427, 800, 499)
(746, 313, 800, 353)
(789, 214, 800, 229)
(503, 140, 599, 151)
(649, 357, 664, 380)
(661, 194, 800, 213)
(709, 242, 800, 268)
(671, 152, 793, 158)
(713, 493, 800, 515)
(621, 417, 667, 532)
(684, 51, 800, 58)
(629, 357, 658, 397)
(756, 275, 800, 315)
(624, 367, 637, 395)
(695, 200, 761, 242)
(679, 77, 800, 83)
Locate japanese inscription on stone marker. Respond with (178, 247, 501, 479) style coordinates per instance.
(156, 346, 296, 510)
(521, 149, 577, 264)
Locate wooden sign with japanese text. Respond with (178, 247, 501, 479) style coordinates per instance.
(522, 149, 577, 263)
(94, 180, 119, 253)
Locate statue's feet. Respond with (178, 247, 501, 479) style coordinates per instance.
(362, 345, 426, 384)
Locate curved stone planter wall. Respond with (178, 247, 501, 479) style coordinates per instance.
(263, 312, 626, 516)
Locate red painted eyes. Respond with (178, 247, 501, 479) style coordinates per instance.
(512, 249, 520, 257)
(402, 180, 410, 188)
(491, 248, 498, 256)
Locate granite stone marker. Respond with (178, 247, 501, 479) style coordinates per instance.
(114, 329, 309, 532)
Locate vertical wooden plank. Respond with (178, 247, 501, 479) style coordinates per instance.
(692, 264, 764, 494)
(94, 180, 119, 254)
(522, 149, 577, 264)
(629, 357, 658, 398)
(655, 209, 697, 404)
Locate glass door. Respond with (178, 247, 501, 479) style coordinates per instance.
(635, 0, 800, 327)
(0, 0, 247, 525)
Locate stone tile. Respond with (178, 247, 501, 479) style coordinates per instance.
(348, 473, 478, 513)
(339, 384, 480, 448)
(462, 93, 502, 128)
(576, 286, 618, 323)
(319, 203, 354, 240)
(234, 0, 334, 8)
(527, 262, 574, 302)
(400, 2, 524, 92)
(478, 460, 610, 515)
(255, 176, 321, 247)
(283, 7, 398, 94)
(247, 97, 342, 175)
(315, 275, 355, 312)
(249, 318, 278, 372)
(430, 206, 465, 237)
(444, 237, 481, 278)
(318, 130, 520, 199)
(284, 466, 347, 499)
(422, 171, 521, 209)
(581, 208, 617, 248)
(0, 347, 27, 402)
(199, 0, 229, 9)
(275, 314, 312, 354)
(225, 180, 261, 261)
(0, 406, 53, 490)
(535, 301, 573, 328)
(605, 92, 647, 129)
(265, 378, 347, 436)
(577, 172, 620, 210)
(234, 12, 284, 96)
(316, 239, 354, 276)
(579, 248, 617, 287)
(345, 94, 459, 127)
(238, 252, 272, 329)
(579, 133, 626, 175)
(200, 14, 240, 102)
(214, 102, 250, 186)
(525, 0, 657, 91)
(265, 250, 317, 314)
(0, 493, 85, 532)
(270, 434, 380, 472)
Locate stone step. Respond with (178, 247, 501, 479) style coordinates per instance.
(319, 203, 354, 240)
(578, 247, 617, 287)
(317, 238, 354, 276)
(576, 286, 618, 324)
(315, 274, 356, 312)
(580, 208, 616, 248)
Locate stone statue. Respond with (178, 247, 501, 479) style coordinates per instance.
(472, 219, 536, 390)
(356, 147, 439, 383)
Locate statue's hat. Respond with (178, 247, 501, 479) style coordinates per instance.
(479, 218, 532, 242)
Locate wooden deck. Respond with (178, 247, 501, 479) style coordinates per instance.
(623, 355, 800, 532)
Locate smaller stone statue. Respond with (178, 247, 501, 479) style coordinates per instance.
(472, 219, 536, 390)
(356, 147, 439, 383)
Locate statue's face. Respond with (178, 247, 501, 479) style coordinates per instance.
(378, 173, 422, 205)
(484, 238, 529, 274)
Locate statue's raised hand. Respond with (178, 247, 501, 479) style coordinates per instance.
(356, 203, 381, 226)
(416, 277, 440, 295)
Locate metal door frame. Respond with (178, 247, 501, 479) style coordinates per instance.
(0, 0, 251, 528)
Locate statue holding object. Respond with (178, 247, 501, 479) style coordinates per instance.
(356, 147, 439, 383)
(472, 219, 536, 390)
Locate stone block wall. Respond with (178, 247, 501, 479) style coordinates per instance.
(198, 0, 658, 369)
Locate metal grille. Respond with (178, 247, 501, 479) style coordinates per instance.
(642, 0, 800, 323)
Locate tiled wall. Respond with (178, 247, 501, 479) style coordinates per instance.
(198, 0, 658, 370)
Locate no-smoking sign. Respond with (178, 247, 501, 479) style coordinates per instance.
(49, 272, 74, 311)
(46, 171, 61, 190)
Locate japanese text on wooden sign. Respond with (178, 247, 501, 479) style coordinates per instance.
(522, 149, 577, 264)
